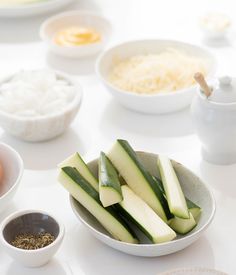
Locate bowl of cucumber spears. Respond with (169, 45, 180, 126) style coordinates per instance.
(57, 139, 215, 257)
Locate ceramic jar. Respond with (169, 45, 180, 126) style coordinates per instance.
(191, 76, 236, 165)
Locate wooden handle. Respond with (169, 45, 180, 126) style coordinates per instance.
(194, 72, 212, 97)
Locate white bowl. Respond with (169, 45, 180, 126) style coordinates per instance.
(159, 267, 227, 275)
(0, 209, 64, 267)
(0, 0, 73, 18)
(0, 143, 23, 213)
(70, 151, 215, 257)
(40, 10, 112, 58)
(96, 40, 216, 114)
(199, 13, 231, 40)
(0, 70, 82, 142)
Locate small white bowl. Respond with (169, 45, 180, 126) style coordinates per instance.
(0, 70, 82, 142)
(199, 13, 231, 40)
(0, 143, 23, 213)
(40, 10, 112, 58)
(96, 40, 216, 114)
(0, 209, 64, 267)
(0, 0, 73, 18)
(70, 151, 215, 257)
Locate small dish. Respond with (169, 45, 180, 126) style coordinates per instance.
(199, 12, 231, 40)
(0, 0, 73, 18)
(96, 39, 216, 114)
(0, 143, 23, 213)
(0, 70, 82, 142)
(0, 209, 64, 267)
(159, 267, 227, 275)
(70, 151, 215, 257)
(40, 10, 112, 58)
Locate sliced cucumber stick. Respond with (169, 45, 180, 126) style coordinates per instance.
(186, 198, 202, 220)
(117, 185, 176, 243)
(169, 212, 197, 234)
(157, 155, 189, 219)
(58, 152, 98, 191)
(108, 140, 170, 222)
(99, 152, 123, 207)
(58, 167, 138, 244)
(153, 175, 201, 220)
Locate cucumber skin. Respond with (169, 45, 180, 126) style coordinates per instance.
(151, 175, 173, 220)
(115, 204, 155, 243)
(169, 217, 197, 235)
(116, 140, 171, 220)
(153, 176, 201, 213)
(61, 166, 138, 240)
(158, 156, 189, 219)
(99, 152, 123, 195)
(59, 152, 99, 191)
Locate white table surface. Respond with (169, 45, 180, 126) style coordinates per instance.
(0, 0, 236, 274)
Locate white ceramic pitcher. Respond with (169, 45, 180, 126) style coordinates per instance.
(191, 76, 236, 165)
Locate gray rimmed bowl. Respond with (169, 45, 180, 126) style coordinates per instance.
(0, 209, 64, 267)
(70, 151, 216, 257)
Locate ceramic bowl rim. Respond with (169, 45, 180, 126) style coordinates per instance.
(39, 10, 112, 49)
(0, 142, 23, 200)
(0, 0, 73, 10)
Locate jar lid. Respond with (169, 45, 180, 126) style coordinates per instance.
(208, 76, 236, 103)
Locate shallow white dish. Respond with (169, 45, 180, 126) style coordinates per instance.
(40, 10, 112, 58)
(0, 70, 82, 142)
(0, 209, 64, 267)
(70, 151, 215, 257)
(0, 143, 23, 213)
(96, 40, 216, 114)
(159, 267, 227, 275)
(0, 0, 73, 18)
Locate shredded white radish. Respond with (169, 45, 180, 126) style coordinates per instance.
(109, 48, 208, 94)
(0, 70, 76, 117)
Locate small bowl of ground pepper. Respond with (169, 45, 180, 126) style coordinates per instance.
(0, 209, 64, 267)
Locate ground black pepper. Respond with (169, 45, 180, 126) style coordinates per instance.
(11, 232, 55, 250)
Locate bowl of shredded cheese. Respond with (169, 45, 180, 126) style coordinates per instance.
(96, 40, 216, 114)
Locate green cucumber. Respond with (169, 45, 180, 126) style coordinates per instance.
(153, 175, 201, 220)
(186, 198, 202, 220)
(169, 212, 197, 234)
(58, 167, 138, 244)
(107, 139, 171, 222)
(157, 155, 189, 219)
(117, 185, 176, 244)
(58, 152, 98, 191)
(99, 152, 123, 207)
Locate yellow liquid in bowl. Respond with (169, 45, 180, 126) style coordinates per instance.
(54, 26, 101, 46)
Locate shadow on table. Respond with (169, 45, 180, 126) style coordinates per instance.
(6, 258, 72, 275)
(67, 225, 215, 275)
(99, 99, 194, 139)
(46, 52, 98, 75)
(200, 160, 236, 198)
(0, 128, 86, 171)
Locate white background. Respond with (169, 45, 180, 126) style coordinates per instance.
(0, 0, 236, 274)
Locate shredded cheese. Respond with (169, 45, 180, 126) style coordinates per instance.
(109, 48, 208, 94)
